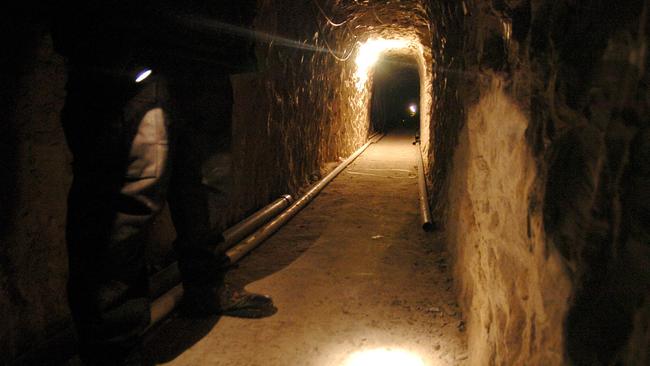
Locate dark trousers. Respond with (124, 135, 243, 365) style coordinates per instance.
(62, 65, 232, 364)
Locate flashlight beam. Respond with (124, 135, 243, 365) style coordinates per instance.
(168, 13, 348, 58)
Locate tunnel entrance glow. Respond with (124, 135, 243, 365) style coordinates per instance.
(342, 348, 425, 366)
(355, 39, 410, 90)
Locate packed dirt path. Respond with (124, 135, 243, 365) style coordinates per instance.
(146, 130, 467, 365)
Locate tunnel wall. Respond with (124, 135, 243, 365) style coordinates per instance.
(428, 0, 650, 364)
(0, 21, 72, 364)
(447, 76, 571, 364)
(227, 0, 372, 222)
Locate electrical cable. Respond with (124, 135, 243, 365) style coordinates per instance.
(309, 1, 357, 62)
(311, 0, 349, 27)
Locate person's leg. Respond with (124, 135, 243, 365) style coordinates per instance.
(166, 73, 226, 295)
(63, 67, 170, 364)
(167, 73, 276, 318)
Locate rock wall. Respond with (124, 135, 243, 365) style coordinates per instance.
(227, 0, 369, 223)
(429, 0, 650, 364)
(447, 77, 571, 364)
(0, 21, 71, 365)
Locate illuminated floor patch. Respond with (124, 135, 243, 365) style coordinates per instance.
(343, 348, 425, 366)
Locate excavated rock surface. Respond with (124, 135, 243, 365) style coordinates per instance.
(0, 25, 71, 364)
(447, 77, 571, 364)
(431, 1, 650, 364)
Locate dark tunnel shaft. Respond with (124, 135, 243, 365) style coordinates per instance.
(370, 56, 421, 134)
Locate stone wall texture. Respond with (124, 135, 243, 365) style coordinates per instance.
(0, 21, 71, 364)
(430, 0, 650, 364)
(446, 77, 572, 364)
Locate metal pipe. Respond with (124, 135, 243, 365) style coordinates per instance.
(148, 284, 183, 329)
(147, 194, 294, 328)
(226, 133, 384, 263)
(149, 262, 181, 300)
(221, 194, 294, 250)
(200, 194, 295, 254)
(416, 144, 434, 232)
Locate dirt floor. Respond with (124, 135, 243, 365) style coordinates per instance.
(145, 130, 467, 365)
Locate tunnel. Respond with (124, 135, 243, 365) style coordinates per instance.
(370, 55, 421, 135)
(2, 1, 649, 365)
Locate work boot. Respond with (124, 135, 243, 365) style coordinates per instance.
(181, 283, 277, 319)
(218, 284, 277, 318)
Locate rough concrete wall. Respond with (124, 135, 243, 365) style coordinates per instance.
(430, 0, 650, 364)
(426, 1, 468, 228)
(447, 77, 571, 364)
(541, 2, 650, 363)
(227, 0, 370, 223)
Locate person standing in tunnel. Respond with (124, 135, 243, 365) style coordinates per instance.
(51, 2, 275, 365)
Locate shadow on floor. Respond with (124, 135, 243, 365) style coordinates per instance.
(144, 200, 334, 362)
(144, 315, 220, 364)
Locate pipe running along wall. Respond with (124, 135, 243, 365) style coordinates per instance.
(416, 143, 434, 232)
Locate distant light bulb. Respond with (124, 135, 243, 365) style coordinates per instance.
(135, 68, 152, 83)
(344, 348, 425, 366)
(409, 104, 417, 113)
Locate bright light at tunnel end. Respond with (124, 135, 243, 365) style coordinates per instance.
(343, 348, 425, 366)
(355, 38, 411, 90)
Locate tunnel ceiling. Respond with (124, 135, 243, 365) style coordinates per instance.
(316, 0, 432, 47)
(380, 54, 419, 67)
(375, 56, 419, 79)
